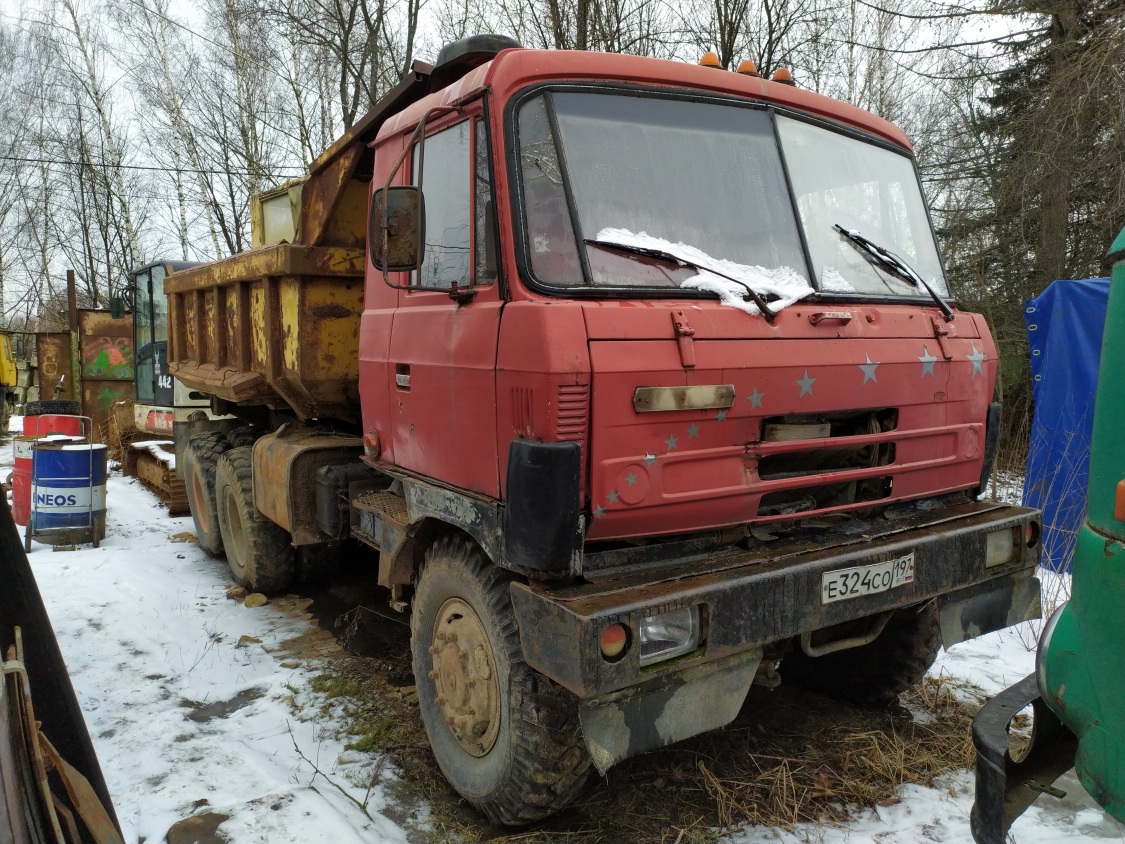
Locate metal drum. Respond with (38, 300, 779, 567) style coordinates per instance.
(23, 415, 83, 438)
(27, 442, 107, 547)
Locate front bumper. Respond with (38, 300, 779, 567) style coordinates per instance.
(511, 500, 1040, 700)
(512, 499, 1040, 771)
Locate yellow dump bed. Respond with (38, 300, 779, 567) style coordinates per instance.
(165, 245, 364, 423)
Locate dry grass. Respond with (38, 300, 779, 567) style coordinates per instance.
(305, 640, 979, 844)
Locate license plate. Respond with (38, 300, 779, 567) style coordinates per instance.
(821, 552, 915, 604)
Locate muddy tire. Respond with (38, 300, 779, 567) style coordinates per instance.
(227, 426, 261, 448)
(183, 431, 230, 557)
(781, 601, 942, 708)
(214, 447, 295, 593)
(411, 537, 591, 825)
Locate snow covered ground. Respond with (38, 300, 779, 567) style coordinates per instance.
(3, 433, 1122, 844)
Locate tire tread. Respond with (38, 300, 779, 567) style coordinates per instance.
(412, 537, 590, 825)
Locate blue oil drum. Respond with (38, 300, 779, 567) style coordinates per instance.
(29, 442, 108, 546)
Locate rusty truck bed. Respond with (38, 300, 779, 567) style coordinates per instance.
(165, 244, 364, 423)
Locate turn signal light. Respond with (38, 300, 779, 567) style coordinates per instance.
(736, 59, 760, 77)
(600, 623, 628, 661)
(1025, 520, 1040, 548)
(700, 51, 722, 68)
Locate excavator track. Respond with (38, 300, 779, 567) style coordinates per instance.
(123, 441, 188, 515)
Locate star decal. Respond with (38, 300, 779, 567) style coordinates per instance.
(665, 434, 679, 451)
(644, 452, 657, 466)
(593, 504, 605, 518)
(858, 353, 879, 385)
(968, 343, 985, 377)
(625, 471, 638, 487)
(918, 345, 938, 378)
(686, 422, 700, 439)
(608, 490, 620, 504)
(716, 409, 727, 422)
(796, 370, 815, 398)
(747, 387, 764, 409)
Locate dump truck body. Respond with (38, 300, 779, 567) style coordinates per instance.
(166, 37, 1042, 823)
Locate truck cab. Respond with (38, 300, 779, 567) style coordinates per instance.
(165, 36, 1043, 826)
(127, 260, 207, 436)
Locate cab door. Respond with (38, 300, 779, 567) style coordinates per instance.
(133, 265, 173, 408)
(387, 113, 504, 497)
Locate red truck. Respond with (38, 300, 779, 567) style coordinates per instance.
(162, 35, 1042, 823)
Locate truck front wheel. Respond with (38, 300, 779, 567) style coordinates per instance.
(411, 537, 591, 825)
(781, 600, 943, 708)
(214, 447, 295, 593)
(183, 431, 230, 556)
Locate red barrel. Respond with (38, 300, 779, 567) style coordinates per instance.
(11, 436, 35, 525)
(23, 415, 83, 438)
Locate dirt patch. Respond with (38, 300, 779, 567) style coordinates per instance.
(304, 647, 979, 843)
(273, 564, 981, 841)
(182, 687, 267, 723)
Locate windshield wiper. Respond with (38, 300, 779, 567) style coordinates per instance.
(585, 239, 777, 322)
(832, 224, 954, 322)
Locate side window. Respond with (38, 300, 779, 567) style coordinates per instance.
(413, 121, 471, 290)
(474, 117, 498, 284)
(151, 265, 168, 343)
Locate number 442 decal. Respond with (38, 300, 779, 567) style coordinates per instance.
(157, 375, 173, 389)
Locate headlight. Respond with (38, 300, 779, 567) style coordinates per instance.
(639, 606, 700, 667)
(985, 528, 1015, 567)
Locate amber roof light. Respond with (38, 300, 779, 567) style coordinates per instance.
(771, 67, 796, 85)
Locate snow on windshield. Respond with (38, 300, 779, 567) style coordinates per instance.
(595, 228, 813, 316)
(821, 266, 857, 292)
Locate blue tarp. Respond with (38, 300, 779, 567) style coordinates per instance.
(1022, 277, 1110, 572)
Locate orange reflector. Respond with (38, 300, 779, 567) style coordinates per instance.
(600, 624, 628, 660)
(1025, 520, 1040, 548)
(736, 59, 759, 77)
(700, 51, 722, 68)
(771, 66, 795, 85)
(1116, 480, 1125, 522)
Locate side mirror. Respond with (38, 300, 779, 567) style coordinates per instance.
(369, 186, 425, 274)
(109, 296, 125, 319)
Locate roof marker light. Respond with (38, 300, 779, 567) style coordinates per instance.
(771, 67, 796, 85)
(700, 51, 722, 68)
(736, 60, 760, 77)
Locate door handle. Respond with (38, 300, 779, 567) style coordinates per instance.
(395, 363, 411, 389)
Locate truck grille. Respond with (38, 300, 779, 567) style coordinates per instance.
(752, 409, 898, 518)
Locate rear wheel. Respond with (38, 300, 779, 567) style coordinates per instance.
(183, 432, 230, 557)
(214, 447, 295, 593)
(781, 601, 942, 708)
(411, 537, 591, 825)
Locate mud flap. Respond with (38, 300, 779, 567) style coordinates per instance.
(970, 673, 1077, 844)
(579, 648, 761, 774)
(938, 574, 1041, 650)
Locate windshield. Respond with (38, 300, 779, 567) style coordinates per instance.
(775, 116, 948, 297)
(513, 90, 948, 300)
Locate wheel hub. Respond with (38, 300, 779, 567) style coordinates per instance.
(429, 598, 500, 757)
